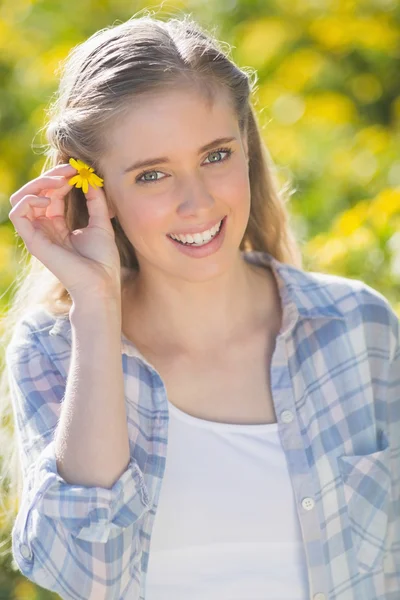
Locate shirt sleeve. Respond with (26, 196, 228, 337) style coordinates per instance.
(6, 317, 152, 598)
(384, 307, 400, 598)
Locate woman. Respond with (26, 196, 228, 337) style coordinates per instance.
(1, 12, 399, 600)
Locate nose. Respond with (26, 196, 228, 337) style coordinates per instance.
(176, 174, 215, 217)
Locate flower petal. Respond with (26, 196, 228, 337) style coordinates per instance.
(82, 179, 89, 194)
(75, 179, 83, 188)
(77, 159, 89, 170)
(69, 158, 80, 170)
(89, 173, 104, 187)
(68, 175, 81, 186)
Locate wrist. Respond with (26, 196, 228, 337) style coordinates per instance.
(70, 293, 121, 321)
(68, 278, 121, 307)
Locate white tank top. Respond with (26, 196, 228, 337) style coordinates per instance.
(145, 399, 310, 599)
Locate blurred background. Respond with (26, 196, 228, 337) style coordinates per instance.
(0, 0, 399, 598)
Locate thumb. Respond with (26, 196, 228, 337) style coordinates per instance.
(84, 183, 115, 229)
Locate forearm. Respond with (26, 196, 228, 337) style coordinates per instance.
(54, 298, 130, 489)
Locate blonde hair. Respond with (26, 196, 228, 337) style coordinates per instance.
(0, 11, 302, 560)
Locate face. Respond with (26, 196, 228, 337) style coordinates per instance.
(101, 86, 250, 283)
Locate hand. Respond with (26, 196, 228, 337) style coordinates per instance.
(8, 163, 122, 302)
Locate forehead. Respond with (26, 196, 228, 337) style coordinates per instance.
(106, 86, 238, 155)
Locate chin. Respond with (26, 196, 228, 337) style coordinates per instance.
(172, 248, 242, 283)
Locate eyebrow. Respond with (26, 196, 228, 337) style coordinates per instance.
(122, 136, 237, 174)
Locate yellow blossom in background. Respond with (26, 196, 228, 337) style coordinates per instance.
(347, 226, 375, 251)
(350, 73, 382, 104)
(329, 148, 354, 179)
(0, 158, 16, 207)
(274, 48, 326, 92)
(0, 16, 36, 61)
(306, 236, 348, 270)
(264, 125, 304, 163)
(333, 210, 361, 236)
(236, 17, 295, 69)
(0, 493, 18, 528)
(392, 96, 400, 125)
(256, 82, 290, 115)
(367, 188, 400, 221)
(303, 92, 356, 126)
(304, 185, 400, 296)
(12, 578, 37, 599)
(351, 16, 399, 53)
(308, 15, 398, 53)
(68, 158, 104, 194)
(354, 125, 391, 155)
(394, 302, 400, 319)
(25, 43, 76, 88)
(332, 200, 371, 236)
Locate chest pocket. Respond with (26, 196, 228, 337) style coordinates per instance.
(337, 430, 391, 573)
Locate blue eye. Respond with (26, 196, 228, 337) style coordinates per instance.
(135, 147, 233, 185)
(138, 171, 164, 183)
(203, 148, 233, 164)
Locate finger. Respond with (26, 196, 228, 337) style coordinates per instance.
(10, 175, 73, 207)
(8, 195, 52, 249)
(41, 163, 78, 177)
(84, 184, 115, 230)
(41, 178, 74, 218)
(9, 195, 51, 223)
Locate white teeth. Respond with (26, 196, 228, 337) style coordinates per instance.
(169, 219, 223, 246)
(210, 223, 219, 235)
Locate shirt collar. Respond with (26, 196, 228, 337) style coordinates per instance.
(49, 251, 346, 359)
(244, 251, 346, 322)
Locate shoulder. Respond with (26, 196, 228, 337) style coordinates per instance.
(278, 260, 399, 357)
(297, 265, 392, 312)
(247, 250, 398, 332)
(6, 306, 71, 361)
(306, 268, 395, 321)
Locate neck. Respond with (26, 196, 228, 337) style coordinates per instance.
(122, 253, 272, 357)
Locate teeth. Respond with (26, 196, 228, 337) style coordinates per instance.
(169, 219, 223, 245)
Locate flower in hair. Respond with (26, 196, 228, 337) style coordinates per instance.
(68, 158, 104, 194)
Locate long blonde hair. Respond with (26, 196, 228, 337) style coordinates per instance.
(0, 11, 302, 560)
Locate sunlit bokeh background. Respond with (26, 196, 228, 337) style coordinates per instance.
(1, 0, 399, 597)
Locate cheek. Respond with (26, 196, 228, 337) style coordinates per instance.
(118, 198, 170, 241)
(220, 165, 251, 210)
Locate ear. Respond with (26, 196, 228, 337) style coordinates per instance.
(106, 195, 117, 220)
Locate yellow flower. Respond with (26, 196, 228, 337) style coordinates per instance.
(68, 158, 104, 194)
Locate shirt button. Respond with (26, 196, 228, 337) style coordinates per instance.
(302, 497, 315, 511)
(281, 410, 294, 423)
(20, 544, 32, 560)
(313, 594, 326, 600)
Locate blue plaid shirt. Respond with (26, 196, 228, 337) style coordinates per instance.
(7, 251, 400, 600)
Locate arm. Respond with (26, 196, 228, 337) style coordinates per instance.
(384, 307, 400, 599)
(7, 306, 151, 599)
(54, 299, 130, 488)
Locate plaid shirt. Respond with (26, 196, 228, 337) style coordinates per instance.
(6, 251, 400, 600)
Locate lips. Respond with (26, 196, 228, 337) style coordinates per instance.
(166, 215, 227, 258)
(168, 219, 223, 245)
(167, 216, 224, 237)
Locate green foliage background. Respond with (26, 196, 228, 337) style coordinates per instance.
(0, 0, 399, 598)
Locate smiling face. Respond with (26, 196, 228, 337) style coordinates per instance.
(101, 85, 251, 283)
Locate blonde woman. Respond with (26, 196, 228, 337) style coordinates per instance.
(1, 12, 399, 600)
